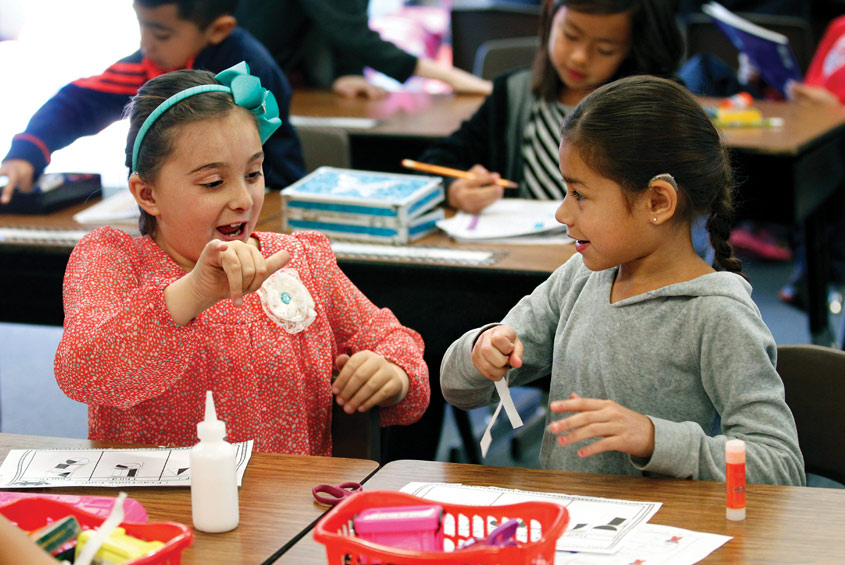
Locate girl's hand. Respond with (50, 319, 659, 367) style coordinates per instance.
(786, 81, 840, 107)
(166, 239, 290, 325)
(189, 239, 290, 306)
(548, 393, 655, 459)
(332, 352, 410, 414)
(0, 159, 35, 204)
(447, 164, 504, 213)
(332, 75, 388, 99)
(471, 325, 523, 381)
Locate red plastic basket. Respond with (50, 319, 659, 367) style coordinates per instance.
(0, 497, 193, 565)
(313, 490, 569, 564)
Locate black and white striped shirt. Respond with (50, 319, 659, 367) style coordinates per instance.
(521, 98, 570, 200)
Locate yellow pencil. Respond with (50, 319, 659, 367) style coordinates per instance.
(401, 159, 518, 189)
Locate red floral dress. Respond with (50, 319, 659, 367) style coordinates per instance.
(55, 228, 430, 454)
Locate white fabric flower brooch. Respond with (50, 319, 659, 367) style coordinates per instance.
(258, 268, 316, 334)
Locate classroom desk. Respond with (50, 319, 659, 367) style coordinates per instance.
(290, 89, 486, 172)
(0, 433, 378, 564)
(283, 459, 845, 563)
(0, 193, 574, 463)
(707, 99, 845, 345)
(292, 89, 845, 343)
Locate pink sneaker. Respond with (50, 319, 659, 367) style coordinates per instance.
(729, 227, 793, 261)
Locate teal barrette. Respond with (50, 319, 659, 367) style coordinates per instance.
(131, 61, 282, 173)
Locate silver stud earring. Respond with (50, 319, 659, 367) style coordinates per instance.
(653, 217, 658, 223)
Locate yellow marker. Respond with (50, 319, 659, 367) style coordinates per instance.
(716, 107, 764, 123)
(713, 106, 784, 128)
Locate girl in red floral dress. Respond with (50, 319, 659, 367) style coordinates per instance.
(54, 63, 429, 454)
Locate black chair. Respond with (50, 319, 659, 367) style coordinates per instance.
(296, 126, 351, 173)
(684, 12, 815, 73)
(472, 36, 539, 80)
(776, 344, 845, 487)
(450, 3, 541, 73)
(331, 401, 380, 461)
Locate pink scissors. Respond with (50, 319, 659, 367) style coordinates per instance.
(312, 482, 363, 506)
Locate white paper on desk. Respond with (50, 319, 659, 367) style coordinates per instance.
(290, 115, 379, 129)
(72, 189, 139, 224)
(401, 482, 661, 554)
(436, 199, 570, 242)
(554, 524, 731, 565)
(0, 441, 253, 488)
(476, 234, 575, 245)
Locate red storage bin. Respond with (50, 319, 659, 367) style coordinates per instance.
(314, 490, 569, 565)
(0, 497, 193, 564)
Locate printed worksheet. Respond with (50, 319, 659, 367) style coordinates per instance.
(0, 441, 252, 488)
(554, 524, 731, 564)
(401, 482, 661, 554)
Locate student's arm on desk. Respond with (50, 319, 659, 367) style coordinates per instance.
(55, 228, 204, 410)
(787, 81, 842, 107)
(298, 232, 430, 426)
(417, 85, 505, 213)
(0, 160, 35, 203)
(445, 165, 505, 214)
(3, 63, 137, 200)
(332, 75, 389, 99)
(414, 58, 492, 96)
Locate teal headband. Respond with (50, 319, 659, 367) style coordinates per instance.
(131, 61, 282, 173)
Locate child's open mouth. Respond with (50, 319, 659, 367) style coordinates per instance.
(574, 239, 590, 252)
(217, 222, 246, 239)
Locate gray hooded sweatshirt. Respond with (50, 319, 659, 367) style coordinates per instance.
(441, 254, 805, 485)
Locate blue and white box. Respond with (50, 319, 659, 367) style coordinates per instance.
(281, 167, 444, 244)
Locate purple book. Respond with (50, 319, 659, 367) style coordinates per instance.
(703, 2, 802, 97)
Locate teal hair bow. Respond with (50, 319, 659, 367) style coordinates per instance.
(131, 61, 282, 173)
(215, 61, 282, 145)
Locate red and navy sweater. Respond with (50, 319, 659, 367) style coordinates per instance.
(4, 28, 305, 188)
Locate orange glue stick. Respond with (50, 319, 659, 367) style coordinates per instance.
(726, 439, 746, 520)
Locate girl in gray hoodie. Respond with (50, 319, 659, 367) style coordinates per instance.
(441, 75, 804, 485)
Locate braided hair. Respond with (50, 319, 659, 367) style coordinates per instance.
(561, 74, 744, 277)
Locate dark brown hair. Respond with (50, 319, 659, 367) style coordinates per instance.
(124, 69, 240, 236)
(561, 75, 743, 276)
(531, 0, 683, 102)
(135, 0, 238, 30)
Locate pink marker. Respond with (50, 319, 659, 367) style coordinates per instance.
(726, 439, 746, 521)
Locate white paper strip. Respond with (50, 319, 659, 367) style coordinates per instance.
(480, 401, 502, 458)
(479, 377, 524, 458)
(495, 377, 524, 429)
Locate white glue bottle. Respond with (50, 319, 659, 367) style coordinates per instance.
(190, 390, 239, 532)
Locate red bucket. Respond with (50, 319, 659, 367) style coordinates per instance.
(0, 497, 193, 564)
(314, 490, 569, 564)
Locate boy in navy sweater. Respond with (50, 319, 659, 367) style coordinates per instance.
(0, 0, 305, 204)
